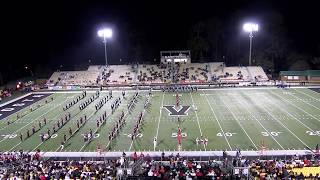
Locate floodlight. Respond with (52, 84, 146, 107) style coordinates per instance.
(97, 28, 113, 66)
(243, 22, 259, 66)
(243, 23, 259, 32)
(98, 28, 112, 38)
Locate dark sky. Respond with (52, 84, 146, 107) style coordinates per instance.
(2, 0, 320, 82)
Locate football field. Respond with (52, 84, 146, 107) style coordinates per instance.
(0, 87, 319, 153)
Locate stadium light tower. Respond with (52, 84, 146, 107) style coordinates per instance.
(98, 28, 113, 66)
(243, 23, 258, 66)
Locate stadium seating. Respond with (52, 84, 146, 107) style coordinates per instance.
(209, 62, 224, 72)
(137, 64, 169, 83)
(249, 157, 320, 179)
(47, 63, 269, 86)
(247, 66, 269, 81)
(47, 71, 100, 86)
(210, 65, 268, 83)
(102, 65, 135, 84)
(173, 63, 211, 83)
(212, 66, 250, 82)
(87, 65, 104, 71)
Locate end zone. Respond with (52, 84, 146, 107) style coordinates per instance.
(0, 93, 52, 120)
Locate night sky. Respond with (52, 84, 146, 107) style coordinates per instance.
(2, 0, 320, 84)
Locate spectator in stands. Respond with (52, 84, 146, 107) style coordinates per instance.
(0, 149, 319, 179)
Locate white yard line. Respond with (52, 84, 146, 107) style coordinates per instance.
(128, 110, 145, 151)
(34, 93, 104, 152)
(30, 95, 87, 152)
(154, 93, 165, 151)
(261, 92, 318, 134)
(232, 94, 285, 150)
(218, 95, 258, 150)
(128, 142, 133, 151)
(127, 111, 142, 151)
(286, 91, 320, 112)
(0, 94, 56, 124)
(105, 141, 111, 150)
(79, 94, 118, 152)
(0, 124, 11, 131)
(106, 95, 145, 151)
(294, 89, 320, 102)
(0, 93, 32, 107)
(202, 90, 232, 151)
(78, 111, 99, 152)
(129, 95, 151, 151)
(256, 95, 312, 150)
(189, 93, 206, 151)
(8, 142, 22, 151)
(7, 94, 79, 151)
(0, 95, 73, 144)
(33, 140, 47, 152)
(105, 113, 127, 150)
(54, 145, 61, 152)
(189, 93, 203, 136)
(270, 90, 320, 123)
(103, 94, 141, 151)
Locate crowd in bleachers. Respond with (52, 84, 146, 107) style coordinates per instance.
(137, 64, 169, 83)
(133, 152, 230, 179)
(212, 66, 250, 82)
(46, 64, 269, 86)
(0, 151, 319, 179)
(249, 156, 320, 179)
(0, 151, 120, 179)
(101, 65, 135, 84)
(172, 63, 210, 83)
(47, 71, 100, 86)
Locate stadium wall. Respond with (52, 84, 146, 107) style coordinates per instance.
(34, 150, 315, 160)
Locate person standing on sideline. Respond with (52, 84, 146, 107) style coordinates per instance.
(60, 141, 64, 151)
(153, 137, 157, 150)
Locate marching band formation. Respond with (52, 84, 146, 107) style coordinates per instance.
(19, 88, 210, 152)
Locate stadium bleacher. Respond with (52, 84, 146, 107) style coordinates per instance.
(212, 66, 250, 82)
(137, 64, 168, 83)
(247, 66, 269, 82)
(173, 63, 210, 83)
(102, 65, 135, 84)
(47, 71, 100, 86)
(211, 65, 269, 83)
(46, 63, 269, 86)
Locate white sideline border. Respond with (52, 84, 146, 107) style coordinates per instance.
(0, 93, 32, 107)
(34, 150, 314, 158)
(39, 85, 320, 94)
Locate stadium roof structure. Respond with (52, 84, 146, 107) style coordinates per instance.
(280, 70, 320, 77)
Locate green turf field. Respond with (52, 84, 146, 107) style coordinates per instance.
(0, 87, 319, 152)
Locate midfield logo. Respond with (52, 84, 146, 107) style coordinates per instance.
(163, 105, 190, 116)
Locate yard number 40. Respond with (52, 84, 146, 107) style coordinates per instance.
(261, 132, 282, 137)
(306, 131, 320, 136)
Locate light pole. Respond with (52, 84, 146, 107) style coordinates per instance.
(98, 28, 113, 66)
(243, 23, 258, 66)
